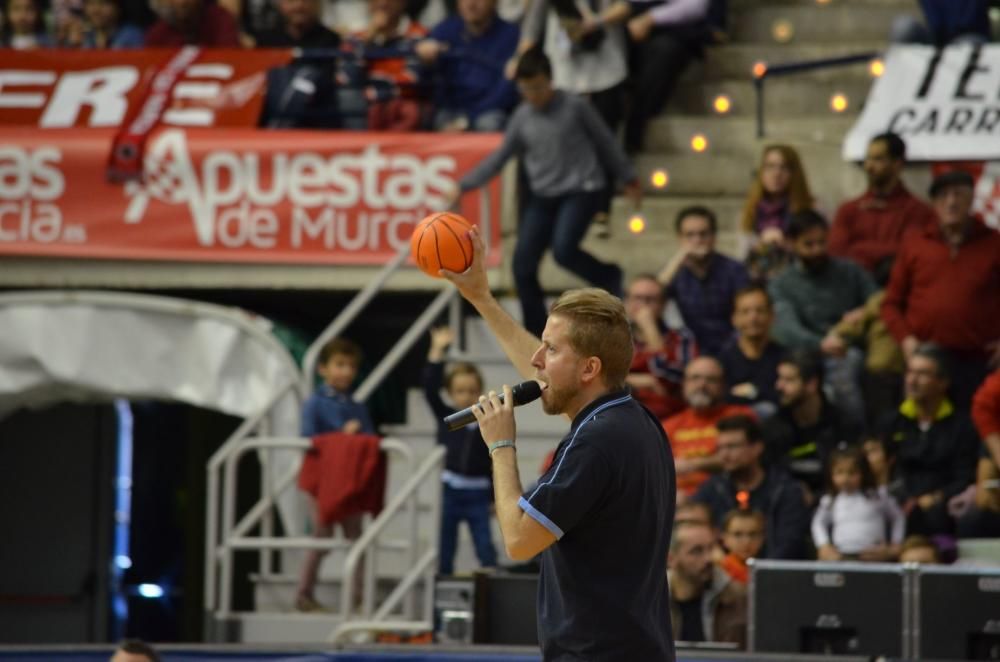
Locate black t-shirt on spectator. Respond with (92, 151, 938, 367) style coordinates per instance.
(762, 396, 855, 494)
(255, 22, 342, 48)
(676, 597, 705, 642)
(518, 390, 676, 661)
(717, 338, 784, 407)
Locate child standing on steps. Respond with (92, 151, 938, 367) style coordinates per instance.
(424, 326, 498, 575)
(296, 337, 375, 612)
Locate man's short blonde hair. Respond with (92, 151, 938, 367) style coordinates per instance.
(548, 288, 633, 390)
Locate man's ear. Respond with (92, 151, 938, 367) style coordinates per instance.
(579, 356, 603, 385)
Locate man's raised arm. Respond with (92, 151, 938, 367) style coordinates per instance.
(441, 226, 540, 381)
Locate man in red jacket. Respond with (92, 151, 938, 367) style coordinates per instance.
(881, 170, 1000, 410)
(830, 132, 937, 273)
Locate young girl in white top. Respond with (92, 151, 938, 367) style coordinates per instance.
(813, 444, 905, 562)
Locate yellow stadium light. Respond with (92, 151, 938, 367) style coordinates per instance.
(772, 19, 794, 43)
(691, 134, 708, 153)
(713, 95, 732, 114)
(830, 93, 848, 113)
(816, 0, 831, 5)
(628, 215, 646, 234)
(650, 169, 669, 188)
(870, 59, 885, 77)
(752, 61, 768, 78)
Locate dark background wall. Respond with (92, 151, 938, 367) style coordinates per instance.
(0, 402, 116, 643)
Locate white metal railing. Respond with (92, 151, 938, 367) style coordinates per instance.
(206, 190, 494, 636)
(207, 435, 429, 621)
(331, 445, 445, 640)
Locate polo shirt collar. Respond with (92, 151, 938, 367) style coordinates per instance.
(864, 181, 908, 202)
(899, 397, 953, 421)
(320, 384, 349, 399)
(570, 389, 632, 432)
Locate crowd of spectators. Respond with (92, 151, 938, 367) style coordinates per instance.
(628, 129, 1000, 646)
(3, 0, 998, 647)
(0, 0, 724, 142)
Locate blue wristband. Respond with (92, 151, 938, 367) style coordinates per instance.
(488, 439, 516, 457)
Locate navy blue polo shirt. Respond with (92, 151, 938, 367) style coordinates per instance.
(518, 390, 676, 661)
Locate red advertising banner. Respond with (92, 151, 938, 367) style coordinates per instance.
(0, 49, 292, 128)
(0, 128, 503, 265)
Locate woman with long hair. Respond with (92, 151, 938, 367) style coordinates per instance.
(740, 144, 814, 281)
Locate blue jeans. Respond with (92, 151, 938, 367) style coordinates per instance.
(513, 190, 623, 336)
(439, 485, 497, 576)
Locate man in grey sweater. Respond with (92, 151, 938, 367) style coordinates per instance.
(450, 48, 641, 335)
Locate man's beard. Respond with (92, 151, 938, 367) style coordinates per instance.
(541, 384, 572, 415)
(800, 255, 829, 274)
(867, 172, 892, 191)
(779, 391, 803, 409)
(687, 391, 714, 411)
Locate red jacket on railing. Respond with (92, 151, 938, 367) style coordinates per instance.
(298, 432, 386, 526)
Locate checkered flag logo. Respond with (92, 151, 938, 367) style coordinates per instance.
(124, 129, 214, 245)
(973, 161, 1000, 230)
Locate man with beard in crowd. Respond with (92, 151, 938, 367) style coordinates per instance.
(769, 210, 876, 432)
(829, 132, 936, 273)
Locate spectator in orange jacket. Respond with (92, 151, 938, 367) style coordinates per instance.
(662, 356, 754, 498)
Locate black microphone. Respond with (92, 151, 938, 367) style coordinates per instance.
(443, 380, 543, 431)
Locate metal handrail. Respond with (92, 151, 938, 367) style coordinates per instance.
(302, 188, 494, 398)
(332, 446, 446, 641)
(207, 172, 495, 634)
(753, 51, 880, 138)
(203, 380, 301, 615)
(214, 436, 416, 618)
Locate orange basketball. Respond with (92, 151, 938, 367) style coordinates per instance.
(411, 212, 474, 278)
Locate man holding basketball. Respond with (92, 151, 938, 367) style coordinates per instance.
(442, 228, 676, 661)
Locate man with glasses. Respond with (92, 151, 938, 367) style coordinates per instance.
(658, 205, 750, 355)
(692, 415, 810, 559)
(662, 357, 754, 498)
(875, 343, 979, 536)
(624, 274, 698, 420)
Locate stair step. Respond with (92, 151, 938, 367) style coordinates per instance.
(610, 195, 746, 235)
(632, 154, 754, 196)
(221, 611, 343, 644)
(728, 3, 917, 43)
(669, 77, 875, 117)
(643, 114, 857, 156)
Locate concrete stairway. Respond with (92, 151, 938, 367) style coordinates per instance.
(233, 1, 932, 643)
(517, 0, 926, 294)
(239, 301, 564, 644)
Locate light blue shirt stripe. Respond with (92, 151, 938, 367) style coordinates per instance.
(519, 496, 565, 539)
(519, 394, 633, 533)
